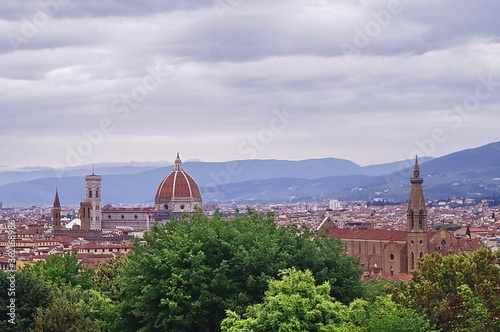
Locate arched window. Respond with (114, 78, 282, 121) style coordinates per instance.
(410, 252, 415, 270)
(96, 190, 99, 198)
(419, 251, 424, 258)
(409, 210, 414, 229)
(418, 209, 424, 229)
(89, 189, 92, 198)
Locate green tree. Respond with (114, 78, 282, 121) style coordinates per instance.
(32, 285, 119, 332)
(349, 296, 438, 332)
(221, 268, 351, 332)
(116, 210, 362, 332)
(361, 278, 398, 302)
(389, 247, 500, 331)
(23, 252, 95, 289)
(0, 271, 50, 332)
(93, 255, 128, 296)
(221, 269, 434, 332)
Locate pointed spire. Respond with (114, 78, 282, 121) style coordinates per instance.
(173, 152, 184, 172)
(413, 155, 420, 179)
(53, 188, 61, 207)
(92, 163, 95, 175)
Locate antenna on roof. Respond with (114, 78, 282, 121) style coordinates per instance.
(92, 163, 95, 175)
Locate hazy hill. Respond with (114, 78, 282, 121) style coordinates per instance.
(0, 163, 163, 186)
(0, 141, 498, 207)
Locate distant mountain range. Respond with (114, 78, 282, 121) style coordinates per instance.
(0, 142, 499, 207)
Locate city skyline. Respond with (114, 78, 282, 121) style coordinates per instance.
(1, 1, 500, 169)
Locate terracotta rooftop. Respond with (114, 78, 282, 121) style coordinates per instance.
(330, 228, 408, 241)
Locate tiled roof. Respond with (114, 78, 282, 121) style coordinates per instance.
(330, 228, 408, 241)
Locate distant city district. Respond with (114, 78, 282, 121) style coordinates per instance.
(0, 156, 498, 279)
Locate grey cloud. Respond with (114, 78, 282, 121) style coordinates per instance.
(1, 0, 500, 168)
(0, 0, 212, 20)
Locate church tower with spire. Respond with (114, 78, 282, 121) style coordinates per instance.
(52, 189, 62, 230)
(85, 166, 102, 229)
(407, 157, 428, 271)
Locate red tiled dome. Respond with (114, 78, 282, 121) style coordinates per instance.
(155, 153, 201, 200)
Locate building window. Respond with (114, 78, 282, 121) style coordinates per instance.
(390, 253, 395, 261)
(96, 190, 99, 198)
(121, 215, 124, 219)
(108, 215, 111, 219)
(89, 189, 92, 198)
(441, 239, 446, 246)
(164, 204, 168, 210)
(134, 215, 138, 219)
(180, 204, 185, 210)
(419, 209, 424, 229)
(372, 244, 376, 254)
(409, 210, 414, 229)
(358, 242, 362, 253)
(419, 240, 423, 245)
(419, 251, 424, 258)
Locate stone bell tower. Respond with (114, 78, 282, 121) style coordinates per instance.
(85, 167, 102, 229)
(407, 157, 428, 271)
(52, 189, 62, 230)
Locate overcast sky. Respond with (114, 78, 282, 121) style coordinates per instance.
(1, 0, 499, 169)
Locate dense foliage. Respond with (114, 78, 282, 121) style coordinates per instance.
(0, 271, 50, 332)
(222, 268, 435, 332)
(3, 211, 500, 331)
(32, 285, 119, 332)
(116, 210, 363, 332)
(389, 247, 500, 331)
(23, 252, 95, 289)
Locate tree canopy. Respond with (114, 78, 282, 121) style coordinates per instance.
(23, 252, 95, 289)
(221, 268, 435, 332)
(0, 271, 50, 332)
(389, 247, 500, 331)
(116, 210, 363, 332)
